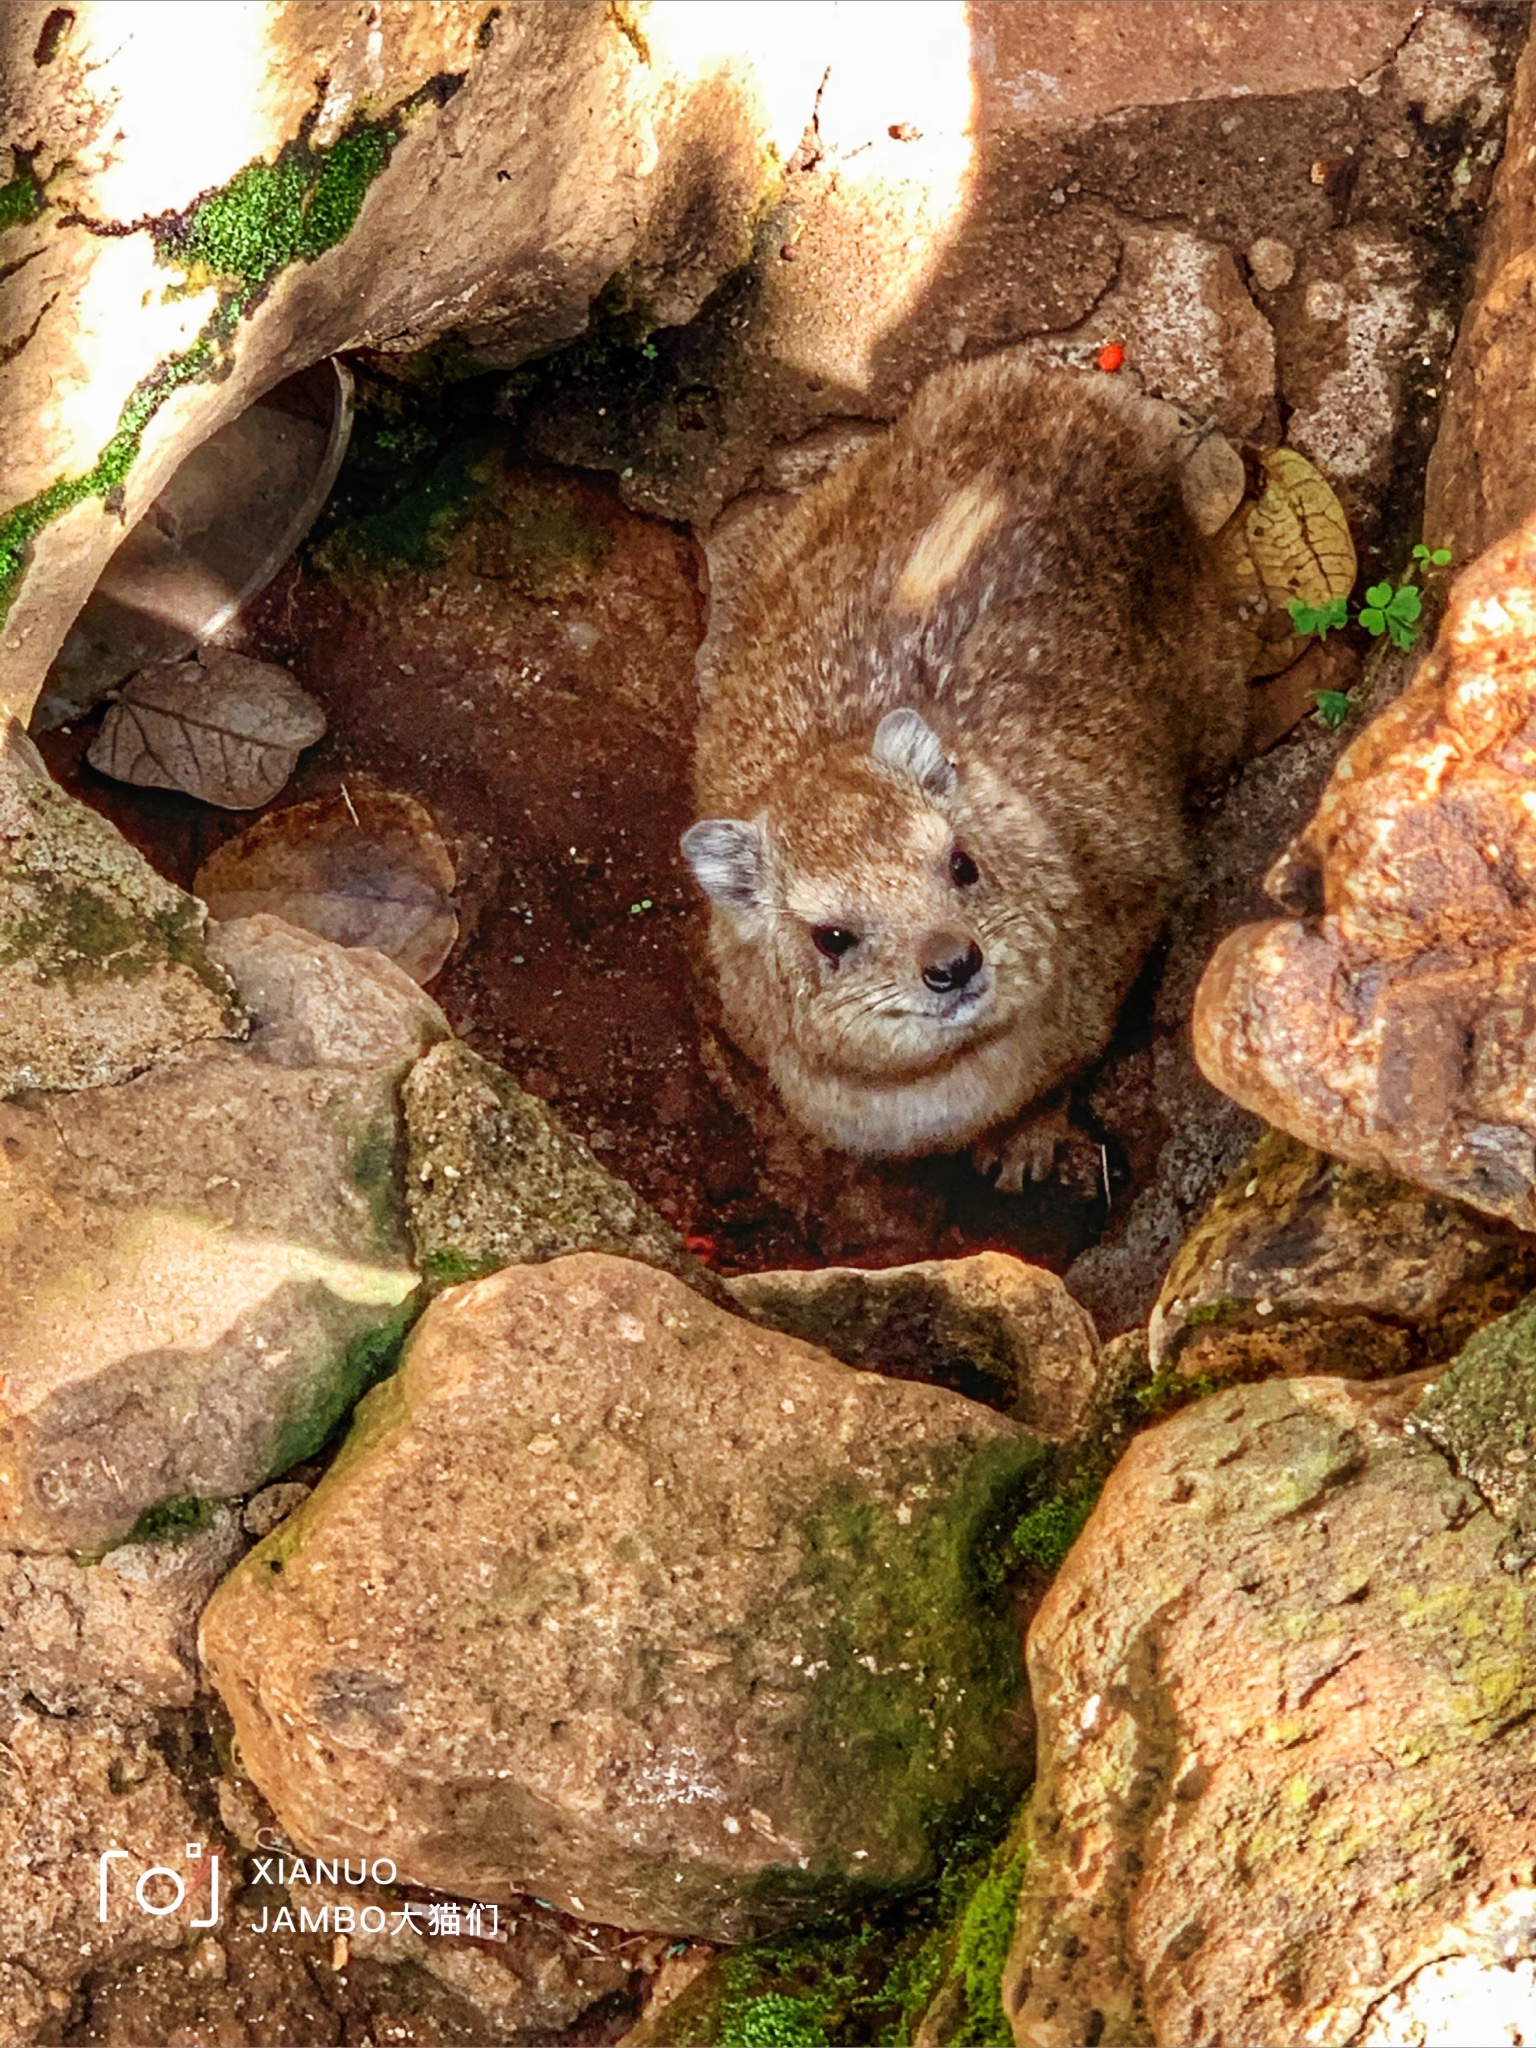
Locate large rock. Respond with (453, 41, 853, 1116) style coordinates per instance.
(402, 1037, 725, 1300)
(0, 915, 443, 1552)
(1151, 1128, 1536, 1381)
(727, 1252, 1100, 1439)
(201, 1253, 1040, 1940)
(0, 726, 241, 1092)
(1002, 1371, 1536, 2047)
(1194, 519, 1536, 1234)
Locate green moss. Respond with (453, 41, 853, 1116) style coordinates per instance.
(778, 1438, 1039, 1888)
(1133, 1364, 1223, 1419)
(158, 121, 394, 300)
(315, 431, 500, 575)
(0, 167, 42, 231)
(420, 1247, 499, 1289)
(949, 1843, 1027, 2045)
(0, 97, 409, 626)
(728, 1995, 830, 2047)
(1011, 1484, 1098, 1574)
(124, 1494, 215, 1546)
(264, 1289, 422, 1479)
(1186, 1298, 1245, 1328)
(654, 1822, 1020, 2047)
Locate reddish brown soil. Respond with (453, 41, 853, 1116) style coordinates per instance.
(37, 441, 1120, 1281)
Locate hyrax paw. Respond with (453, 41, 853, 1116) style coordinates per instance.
(974, 1105, 1074, 1194)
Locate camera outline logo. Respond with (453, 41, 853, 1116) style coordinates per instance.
(98, 1844, 221, 1927)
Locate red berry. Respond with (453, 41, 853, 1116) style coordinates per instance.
(684, 1233, 718, 1261)
(1096, 342, 1125, 372)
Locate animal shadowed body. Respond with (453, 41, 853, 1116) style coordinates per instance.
(682, 353, 1249, 1179)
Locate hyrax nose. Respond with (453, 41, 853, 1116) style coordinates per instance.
(920, 932, 984, 993)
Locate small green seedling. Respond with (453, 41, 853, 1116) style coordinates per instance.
(1288, 544, 1454, 723)
(1289, 594, 1349, 638)
(1357, 578, 1421, 649)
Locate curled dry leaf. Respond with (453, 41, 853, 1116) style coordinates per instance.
(87, 653, 327, 809)
(1215, 446, 1357, 677)
(195, 789, 459, 986)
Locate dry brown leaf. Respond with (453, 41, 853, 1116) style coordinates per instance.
(87, 653, 327, 809)
(195, 789, 459, 986)
(1215, 446, 1357, 677)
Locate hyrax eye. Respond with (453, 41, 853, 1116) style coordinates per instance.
(812, 926, 859, 962)
(949, 848, 980, 887)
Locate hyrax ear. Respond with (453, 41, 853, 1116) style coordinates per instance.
(873, 707, 955, 799)
(680, 818, 769, 913)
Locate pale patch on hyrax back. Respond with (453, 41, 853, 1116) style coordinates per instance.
(895, 482, 1008, 610)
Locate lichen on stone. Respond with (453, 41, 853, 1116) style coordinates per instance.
(1413, 1294, 1536, 1559)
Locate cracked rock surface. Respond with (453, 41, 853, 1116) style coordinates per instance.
(1003, 1370, 1536, 2048)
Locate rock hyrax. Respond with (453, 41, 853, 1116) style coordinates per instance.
(682, 353, 1249, 1181)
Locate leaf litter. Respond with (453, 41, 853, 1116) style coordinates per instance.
(195, 787, 459, 985)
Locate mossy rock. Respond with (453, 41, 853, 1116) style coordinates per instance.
(0, 738, 243, 1092)
(1152, 1129, 1536, 1383)
(402, 1037, 728, 1301)
(201, 1256, 1043, 1939)
(1412, 1291, 1536, 1562)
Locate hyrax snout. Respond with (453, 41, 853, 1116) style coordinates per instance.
(681, 352, 1249, 1174)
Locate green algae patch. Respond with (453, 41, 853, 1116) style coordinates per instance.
(121, 1492, 216, 1547)
(762, 1436, 1037, 1901)
(263, 1288, 423, 1482)
(0, 166, 43, 232)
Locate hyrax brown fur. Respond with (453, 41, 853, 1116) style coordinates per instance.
(682, 352, 1249, 1180)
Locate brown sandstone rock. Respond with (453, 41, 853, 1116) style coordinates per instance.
(201, 1253, 1039, 1940)
(1194, 517, 1536, 1234)
(728, 1251, 1100, 1439)
(0, 915, 441, 1553)
(1425, 11, 1536, 557)
(0, 726, 242, 1093)
(1003, 1371, 1536, 2047)
(1151, 1128, 1536, 1382)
